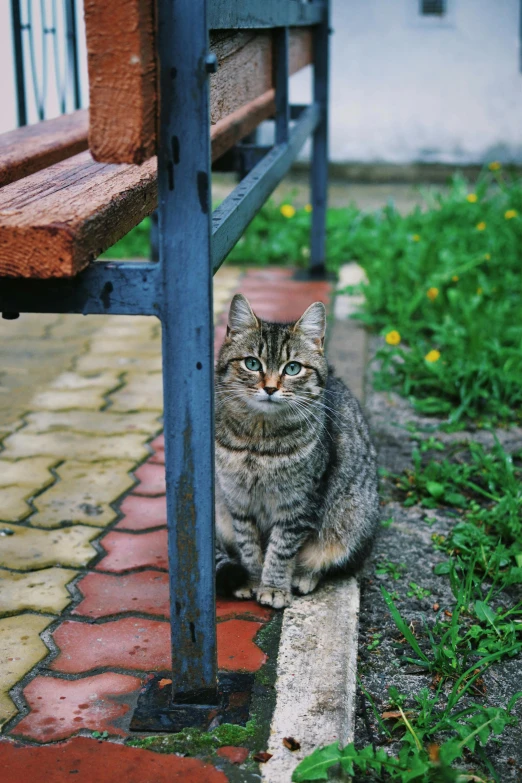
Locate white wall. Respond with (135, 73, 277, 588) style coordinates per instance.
(1, 0, 521, 164)
(325, 0, 522, 163)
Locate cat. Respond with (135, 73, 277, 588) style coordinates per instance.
(214, 293, 379, 608)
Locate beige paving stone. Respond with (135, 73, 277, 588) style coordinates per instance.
(0, 457, 57, 488)
(31, 460, 136, 528)
(109, 374, 163, 412)
(0, 487, 34, 522)
(25, 411, 162, 437)
(30, 388, 106, 411)
(88, 339, 160, 356)
(0, 567, 77, 615)
(75, 353, 162, 374)
(1, 431, 150, 462)
(0, 614, 52, 729)
(50, 371, 121, 391)
(0, 523, 99, 570)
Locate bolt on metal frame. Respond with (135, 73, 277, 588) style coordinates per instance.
(1, 0, 330, 724)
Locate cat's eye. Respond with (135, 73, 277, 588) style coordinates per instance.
(244, 356, 262, 372)
(284, 361, 302, 376)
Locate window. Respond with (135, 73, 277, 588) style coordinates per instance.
(420, 0, 446, 15)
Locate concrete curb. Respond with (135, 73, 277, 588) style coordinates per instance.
(262, 578, 360, 782)
(262, 264, 367, 782)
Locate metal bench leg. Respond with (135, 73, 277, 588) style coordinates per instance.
(310, 0, 330, 279)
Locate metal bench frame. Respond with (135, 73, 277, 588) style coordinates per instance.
(1, 0, 330, 729)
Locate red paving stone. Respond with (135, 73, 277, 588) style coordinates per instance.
(72, 572, 169, 618)
(132, 462, 166, 496)
(50, 618, 170, 674)
(50, 617, 266, 674)
(216, 598, 272, 623)
(217, 619, 266, 671)
(217, 746, 249, 764)
(13, 673, 142, 742)
(116, 494, 167, 531)
(96, 529, 168, 572)
(0, 737, 227, 783)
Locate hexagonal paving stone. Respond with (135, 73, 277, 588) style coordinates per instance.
(75, 354, 162, 373)
(0, 487, 37, 523)
(88, 339, 160, 355)
(115, 494, 167, 531)
(13, 672, 143, 741)
(0, 614, 52, 729)
(0, 457, 57, 522)
(49, 371, 121, 391)
(0, 567, 77, 615)
(31, 460, 136, 529)
(95, 530, 168, 572)
(0, 524, 99, 571)
(30, 388, 107, 411)
(72, 571, 169, 619)
(25, 411, 162, 437)
(0, 432, 150, 462)
(109, 374, 163, 413)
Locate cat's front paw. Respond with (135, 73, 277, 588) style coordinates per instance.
(256, 586, 292, 609)
(233, 581, 259, 600)
(292, 572, 320, 595)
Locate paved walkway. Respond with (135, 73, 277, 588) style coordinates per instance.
(0, 266, 331, 780)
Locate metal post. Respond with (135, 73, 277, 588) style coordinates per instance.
(65, 0, 81, 110)
(274, 27, 289, 145)
(310, 0, 330, 278)
(156, 0, 217, 705)
(10, 0, 27, 126)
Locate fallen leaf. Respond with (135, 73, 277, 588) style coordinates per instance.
(428, 743, 440, 762)
(381, 710, 402, 720)
(444, 610, 452, 617)
(158, 678, 172, 689)
(432, 603, 440, 612)
(283, 737, 301, 751)
(253, 751, 273, 763)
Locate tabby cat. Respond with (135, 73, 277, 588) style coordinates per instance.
(215, 293, 379, 608)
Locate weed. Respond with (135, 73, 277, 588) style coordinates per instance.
(376, 558, 407, 580)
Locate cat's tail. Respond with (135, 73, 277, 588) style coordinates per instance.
(215, 540, 248, 596)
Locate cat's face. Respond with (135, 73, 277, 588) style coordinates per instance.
(216, 294, 328, 415)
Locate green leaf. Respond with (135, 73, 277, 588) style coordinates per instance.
(515, 553, 522, 567)
(292, 743, 341, 781)
(426, 481, 445, 498)
(433, 561, 451, 575)
(474, 600, 497, 626)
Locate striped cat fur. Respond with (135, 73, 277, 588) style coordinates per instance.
(215, 293, 379, 608)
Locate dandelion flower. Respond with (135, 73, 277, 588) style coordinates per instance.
(505, 209, 517, 220)
(466, 193, 478, 203)
(425, 350, 441, 363)
(484, 253, 491, 261)
(385, 330, 401, 346)
(477, 287, 483, 295)
(280, 204, 296, 219)
(426, 287, 439, 301)
(452, 275, 459, 282)
(476, 221, 486, 231)
(304, 204, 313, 213)
(488, 161, 501, 171)
(412, 234, 421, 242)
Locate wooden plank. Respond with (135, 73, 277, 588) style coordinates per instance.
(0, 89, 278, 279)
(0, 110, 88, 187)
(85, 0, 313, 164)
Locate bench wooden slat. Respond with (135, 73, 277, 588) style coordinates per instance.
(0, 110, 89, 187)
(0, 89, 279, 280)
(85, 0, 313, 164)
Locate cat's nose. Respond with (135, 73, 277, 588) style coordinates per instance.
(264, 386, 277, 396)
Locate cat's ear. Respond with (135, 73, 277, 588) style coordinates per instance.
(227, 294, 259, 336)
(294, 302, 326, 349)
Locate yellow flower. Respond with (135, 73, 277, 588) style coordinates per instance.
(476, 221, 486, 231)
(280, 204, 296, 219)
(484, 253, 491, 261)
(426, 287, 439, 301)
(505, 209, 518, 220)
(488, 161, 501, 171)
(452, 275, 459, 282)
(466, 193, 478, 203)
(385, 330, 401, 346)
(412, 234, 421, 242)
(477, 287, 483, 295)
(425, 350, 441, 363)
(304, 204, 313, 213)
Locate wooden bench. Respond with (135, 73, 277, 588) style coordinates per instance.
(0, 15, 313, 278)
